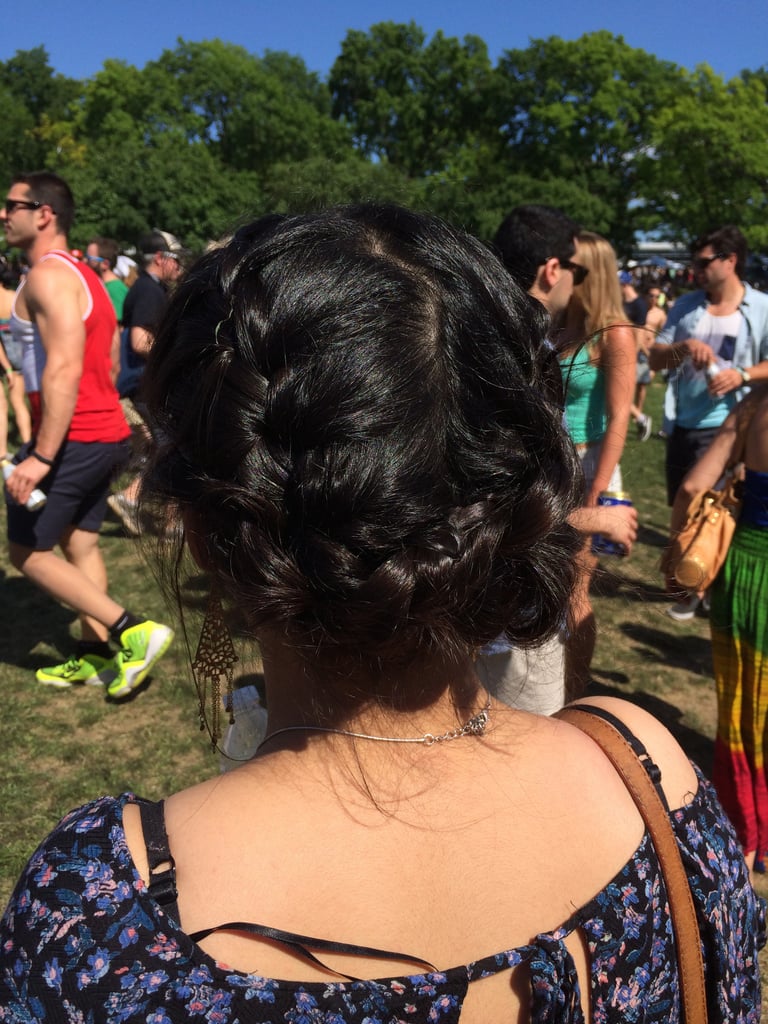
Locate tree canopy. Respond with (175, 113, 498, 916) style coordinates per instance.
(1, 31, 766, 257)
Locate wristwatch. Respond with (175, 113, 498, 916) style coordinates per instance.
(736, 366, 752, 384)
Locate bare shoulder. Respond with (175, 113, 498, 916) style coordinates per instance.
(604, 322, 637, 350)
(122, 772, 225, 888)
(561, 695, 700, 811)
(25, 257, 79, 311)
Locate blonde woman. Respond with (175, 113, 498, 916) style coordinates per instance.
(558, 231, 636, 690)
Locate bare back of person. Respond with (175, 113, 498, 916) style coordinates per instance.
(124, 696, 698, 1023)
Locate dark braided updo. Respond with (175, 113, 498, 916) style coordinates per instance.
(143, 204, 583, 669)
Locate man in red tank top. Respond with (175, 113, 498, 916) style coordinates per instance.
(1, 172, 173, 694)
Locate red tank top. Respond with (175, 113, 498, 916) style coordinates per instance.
(15, 251, 130, 443)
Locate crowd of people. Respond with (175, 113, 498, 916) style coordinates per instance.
(1, 172, 768, 1020)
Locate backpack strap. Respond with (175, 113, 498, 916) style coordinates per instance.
(556, 704, 707, 1024)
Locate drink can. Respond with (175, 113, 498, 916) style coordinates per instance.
(1, 459, 48, 511)
(592, 491, 632, 556)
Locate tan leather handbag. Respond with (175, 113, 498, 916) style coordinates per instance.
(668, 478, 741, 591)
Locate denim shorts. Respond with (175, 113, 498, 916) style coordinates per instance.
(0, 333, 23, 371)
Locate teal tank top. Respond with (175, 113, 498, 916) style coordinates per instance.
(560, 345, 607, 444)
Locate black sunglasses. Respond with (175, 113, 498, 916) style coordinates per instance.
(559, 258, 589, 286)
(692, 252, 729, 271)
(4, 198, 43, 214)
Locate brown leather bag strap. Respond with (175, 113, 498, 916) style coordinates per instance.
(556, 706, 708, 1023)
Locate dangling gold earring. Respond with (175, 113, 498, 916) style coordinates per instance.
(192, 591, 239, 750)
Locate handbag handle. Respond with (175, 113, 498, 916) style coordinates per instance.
(556, 706, 708, 1023)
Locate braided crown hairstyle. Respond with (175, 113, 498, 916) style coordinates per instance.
(143, 204, 583, 669)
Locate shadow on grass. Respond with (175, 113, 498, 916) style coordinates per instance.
(586, 676, 714, 776)
(592, 567, 669, 604)
(636, 524, 669, 550)
(0, 575, 76, 668)
(619, 621, 713, 677)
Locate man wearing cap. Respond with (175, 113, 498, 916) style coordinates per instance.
(123, 229, 183, 369)
(108, 230, 183, 533)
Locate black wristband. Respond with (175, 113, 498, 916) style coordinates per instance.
(29, 448, 55, 467)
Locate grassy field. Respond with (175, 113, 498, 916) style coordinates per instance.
(1, 378, 765, 1011)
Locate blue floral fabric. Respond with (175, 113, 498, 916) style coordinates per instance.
(0, 768, 764, 1022)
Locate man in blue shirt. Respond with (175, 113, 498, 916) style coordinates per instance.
(650, 225, 768, 619)
(650, 225, 768, 505)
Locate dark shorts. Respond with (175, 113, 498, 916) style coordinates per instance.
(6, 438, 131, 550)
(665, 424, 722, 505)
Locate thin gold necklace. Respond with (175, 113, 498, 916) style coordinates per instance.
(258, 696, 492, 749)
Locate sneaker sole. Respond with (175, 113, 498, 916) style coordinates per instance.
(35, 673, 74, 688)
(108, 627, 174, 699)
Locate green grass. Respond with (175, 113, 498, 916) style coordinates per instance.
(1, 380, 766, 1015)
(0, 508, 215, 906)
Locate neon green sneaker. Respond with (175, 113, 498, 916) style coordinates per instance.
(107, 621, 174, 699)
(36, 653, 117, 688)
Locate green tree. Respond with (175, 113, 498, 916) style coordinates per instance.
(261, 153, 419, 214)
(495, 32, 682, 253)
(0, 47, 80, 175)
(330, 22, 496, 179)
(48, 52, 263, 250)
(0, 85, 37, 185)
(648, 67, 768, 250)
(0, 46, 79, 121)
(147, 39, 351, 175)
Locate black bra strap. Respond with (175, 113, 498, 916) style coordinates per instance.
(189, 921, 438, 981)
(566, 703, 670, 812)
(137, 799, 180, 924)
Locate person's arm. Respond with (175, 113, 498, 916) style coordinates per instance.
(130, 325, 153, 357)
(587, 325, 635, 504)
(668, 416, 737, 533)
(648, 298, 713, 372)
(708, 358, 768, 397)
(110, 325, 121, 386)
(569, 503, 638, 555)
(128, 284, 166, 358)
(661, 404, 744, 593)
(4, 264, 85, 505)
(649, 335, 714, 372)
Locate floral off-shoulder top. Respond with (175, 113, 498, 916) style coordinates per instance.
(0, 768, 764, 1023)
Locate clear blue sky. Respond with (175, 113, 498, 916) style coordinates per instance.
(3, 0, 766, 83)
